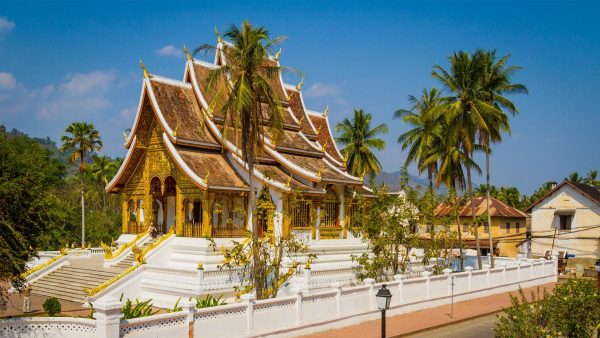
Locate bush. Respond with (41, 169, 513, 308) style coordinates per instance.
(120, 294, 158, 319)
(42, 297, 61, 316)
(495, 279, 600, 338)
(195, 294, 226, 309)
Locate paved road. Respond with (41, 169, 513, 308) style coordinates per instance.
(403, 313, 499, 338)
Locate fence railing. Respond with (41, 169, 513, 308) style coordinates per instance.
(2, 257, 558, 338)
(211, 227, 245, 238)
(182, 221, 202, 237)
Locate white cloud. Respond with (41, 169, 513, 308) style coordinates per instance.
(304, 83, 342, 98)
(0, 17, 15, 38)
(155, 44, 184, 58)
(0, 72, 16, 90)
(60, 70, 115, 95)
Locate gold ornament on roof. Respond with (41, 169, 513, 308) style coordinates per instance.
(359, 172, 365, 181)
(298, 115, 305, 126)
(316, 165, 325, 177)
(215, 27, 223, 43)
(139, 59, 150, 79)
(321, 141, 328, 152)
(123, 131, 129, 143)
(296, 78, 304, 91)
(286, 175, 292, 188)
(204, 172, 210, 185)
(316, 126, 322, 135)
(323, 105, 329, 117)
(274, 48, 282, 61)
(183, 44, 192, 61)
(172, 124, 179, 138)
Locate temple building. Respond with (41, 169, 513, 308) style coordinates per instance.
(106, 41, 371, 242)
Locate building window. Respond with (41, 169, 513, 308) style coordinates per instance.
(516, 222, 520, 233)
(484, 223, 489, 233)
(462, 224, 468, 233)
(321, 188, 340, 228)
(505, 222, 511, 233)
(559, 215, 572, 231)
(291, 200, 311, 229)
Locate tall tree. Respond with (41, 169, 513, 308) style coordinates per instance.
(394, 88, 444, 190)
(89, 155, 118, 208)
(478, 49, 527, 267)
(335, 109, 388, 179)
(586, 169, 598, 187)
(568, 172, 583, 183)
(60, 122, 102, 247)
(195, 20, 286, 299)
(432, 50, 505, 268)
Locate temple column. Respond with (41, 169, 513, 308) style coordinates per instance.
(121, 194, 128, 234)
(272, 190, 284, 238)
(343, 197, 352, 239)
(282, 194, 290, 237)
(175, 185, 183, 236)
(337, 186, 345, 239)
(201, 192, 214, 237)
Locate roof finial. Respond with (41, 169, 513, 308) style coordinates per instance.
(172, 124, 179, 138)
(274, 48, 282, 61)
(123, 131, 129, 143)
(215, 26, 223, 44)
(139, 59, 150, 79)
(296, 77, 304, 91)
(323, 105, 329, 117)
(183, 44, 192, 61)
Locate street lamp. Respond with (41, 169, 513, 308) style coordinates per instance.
(376, 284, 392, 338)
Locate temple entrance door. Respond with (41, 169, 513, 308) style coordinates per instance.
(166, 196, 176, 232)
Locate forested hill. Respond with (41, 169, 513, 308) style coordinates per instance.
(373, 170, 447, 193)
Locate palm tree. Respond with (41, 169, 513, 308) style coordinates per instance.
(586, 170, 598, 186)
(61, 122, 103, 247)
(194, 20, 286, 299)
(394, 88, 444, 190)
(432, 50, 506, 269)
(89, 155, 117, 208)
(335, 109, 388, 179)
(568, 172, 583, 183)
(478, 49, 527, 267)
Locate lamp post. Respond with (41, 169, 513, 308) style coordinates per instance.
(376, 284, 392, 338)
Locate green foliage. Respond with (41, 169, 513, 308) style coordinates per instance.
(167, 297, 182, 313)
(335, 109, 389, 178)
(350, 177, 421, 281)
(43, 297, 62, 316)
(495, 280, 600, 338)
(195, 294, 227, 309)
(120, 294, 158, 319)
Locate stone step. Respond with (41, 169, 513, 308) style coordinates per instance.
(61, 266, 117, 277)
(33, 278, 104, 291)
(43, 271, 117, 284)
(31, 288, 86, 303)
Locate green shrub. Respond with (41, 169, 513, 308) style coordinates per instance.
(120, 294, 158, 319)
(495, 279, 600, 338)
(42, 297, 61, 317)
(195, 294, 226, 309)
(167, 297, 183, 313)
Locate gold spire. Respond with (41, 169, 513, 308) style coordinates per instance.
(323, 105, 329, 117)
(296, 78, 304, 91)
(204, 172, 210, 185)
(215, 27, 223, 43)
(274, 48, 282, 61)
(183, 44, 192, 61)
(286, 175, 292, 188)
(139, 59, 150, 79)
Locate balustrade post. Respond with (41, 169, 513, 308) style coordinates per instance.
(551, 254, 559, 282)
(482, 264, 491, 287)
(364, 278, 376, 310)
(295, 290, 303, 324)
(331, 282, 342, 317)
(442, 269, 452, 295)
(241, 294, 254, 335)
(516, 260, 522, 282)
(464, 266, 473, 291)
(303, 267, 312, 291)
(421, 271, 432, 299)
(197, 266, 204, 284)
(93, 296, 122, 338)
(527, 259, 534, 280)
(182, 298, 196, 338)
(393, 274, 404, 304)
(498, 262, 507, 284)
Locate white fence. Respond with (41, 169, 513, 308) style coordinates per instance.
(0, 257, 557, 338)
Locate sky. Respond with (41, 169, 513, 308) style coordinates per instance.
(1, 1, 599, 194)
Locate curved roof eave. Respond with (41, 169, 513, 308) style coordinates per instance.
(105, 135, 138, 193)
(161, 133, 208, 190)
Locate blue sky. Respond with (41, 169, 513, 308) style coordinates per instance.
(1, 1, 599, 194)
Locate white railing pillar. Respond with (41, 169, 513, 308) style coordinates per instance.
(482, 264, 491, 288)
(497, 262, 506, 284)
(551, 254, 559, 282)
(364, 278, 376, 310)
(241, 294, 255, 335)
(464, 266, 473, 291)
(304, 267, 312, 291)
(516, 260, 522, 282)
(93, 296, 122, 338)
(393, 274, 404, 304)
(197, 267, 204, 283)
(527, 259, 535, 279)
(182, 298, 196, 338)
(421, 271, 432, 299)
(331, 282, 342, 317)
(295, 290, 303, 324)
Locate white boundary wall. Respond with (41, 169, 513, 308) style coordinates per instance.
(0, 257, 557, 338)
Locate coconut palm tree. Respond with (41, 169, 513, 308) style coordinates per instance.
(194, 20, 286, 299)
(568, 172, 583, 183)
(89, 155, 118, 208)
(432, 50, 506, 269)
(61, 122, 103, 247)
(478, 49, 527, 267)
(335, 109, 388, 179)
(394, 88, 444, 190)
(586, 170, 598, 187)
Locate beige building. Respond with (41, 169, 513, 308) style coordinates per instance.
(526, 180, 600, 259)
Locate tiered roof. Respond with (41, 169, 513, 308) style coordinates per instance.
(107, 40, 367, 196)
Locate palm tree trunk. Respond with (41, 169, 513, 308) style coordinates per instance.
(465, 152, 482, 269)
(485, 146, 494, 268)
(247, 154, 262, 299)
(80, 156, 86, 248)
(455, 194, 464, 271)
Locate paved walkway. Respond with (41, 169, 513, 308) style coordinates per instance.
(303, 283, 556, 338)
(1, 292, 90, 318)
